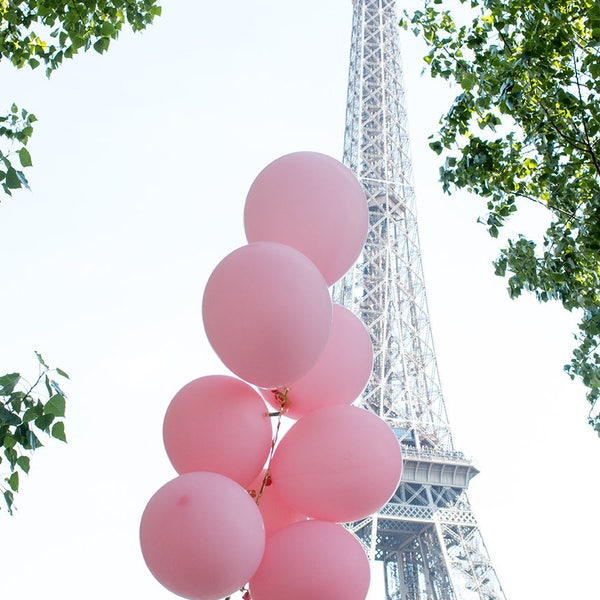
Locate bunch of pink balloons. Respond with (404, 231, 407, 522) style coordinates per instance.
(139, 151, 404, 600)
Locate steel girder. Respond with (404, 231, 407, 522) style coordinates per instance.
(333, 1, 507, 598)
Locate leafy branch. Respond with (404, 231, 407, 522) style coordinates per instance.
(0, 103, 36, 197)
(0, 0, 162, 198)
(405, 0, 600, 433)
(0, 352, 69, 514)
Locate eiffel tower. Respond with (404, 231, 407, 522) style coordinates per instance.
(332, 1, 507, 598)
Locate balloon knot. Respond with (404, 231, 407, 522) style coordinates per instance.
(271, 387, 290, 412)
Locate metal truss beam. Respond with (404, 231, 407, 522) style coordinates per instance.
(334, 1, 507, 598)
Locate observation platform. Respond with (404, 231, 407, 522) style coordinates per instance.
(400, 446, 479, 489)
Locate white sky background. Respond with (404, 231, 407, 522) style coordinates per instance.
(1, 1, 599, 598)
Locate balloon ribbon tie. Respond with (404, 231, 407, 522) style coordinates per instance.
(255, 388, 289, 504)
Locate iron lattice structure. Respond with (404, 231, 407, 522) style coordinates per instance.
(332, 1, 507, 598)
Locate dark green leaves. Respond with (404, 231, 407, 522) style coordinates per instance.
(1, 354, 69, 514)
(93, 37, 111, 54)
(51, 422, 66, 443)
(5, 167, 22, 189)
(0, 1, 161, 76)
(0, 374, 20, 396)
(44, 394, 66, 418)
(7, 472, 19, 492)
(16, 456, 30, 474)
(18, 147, 32, 168)
(0, 404, 22, 427)
(408, 0, 600, 433)
(0, 105, 36, 197)
(0, 0, 161, 201)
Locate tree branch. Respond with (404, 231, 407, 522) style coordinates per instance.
(572, 50, 600, 179)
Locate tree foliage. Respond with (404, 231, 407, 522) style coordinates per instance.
(0, 353, 69, 513)
(1, 1, 161, 512)
(0, 0, 161, 195)
(404, 0, 600, 434)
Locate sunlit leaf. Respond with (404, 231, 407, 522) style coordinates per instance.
(51, 421, 66, 443)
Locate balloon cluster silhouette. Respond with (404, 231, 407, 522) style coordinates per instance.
(139, 152, 403, 600)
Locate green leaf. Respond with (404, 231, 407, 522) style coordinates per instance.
(51, 421, 66, 442)
(9, 392, 25, 413)
(93, 37, 110, 54)
(429, 140, 443, 154)
(18, 147, 32, 168)
(4, 447, 18, 468)
(34, 414, 54, 431)
(4, 490, 14, 514)
(5, 167, 22, 189)
(35, 351, 49, 368)
(23, 403, 43, 423)
(16, 456, 30, 474)
(0, 404, 21, 427)
(6, 471, 19, 492)
(461, 72, 477, 91)
(21, 125, 33, 139)
(56, 368, 70, 379)
(3, 434, 17, 449)
(0, 373, 21, 394)
(100, 22, 116, 37)
(44, 394, 65, 417)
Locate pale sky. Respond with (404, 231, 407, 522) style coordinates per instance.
(1, 1, 599, 599)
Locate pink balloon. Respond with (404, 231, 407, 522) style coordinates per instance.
(244, 152, 368, 286)
(163, 376, 272, 487)
(140, 472, 265, 600)
(265, 304, 373, 419)
(271, 406, 403, 522)
(248, 470, 307, 537)
(202, 242, 332, 389)
(250, 520, 370, 600)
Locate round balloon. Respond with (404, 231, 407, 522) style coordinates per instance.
(163, 375, 272, 487)
(140, 472, 265, 600)
(249, 520, 370, 600)
(265, 304, 373, 418)
(248, 470, 307, 537)
(271, 405, 403, 522)
(244, 152, 368, 286)
(202, 242, 332, 389)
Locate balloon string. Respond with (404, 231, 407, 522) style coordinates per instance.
(255, 388, 289, 505)
(238, 391, 288, 600)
